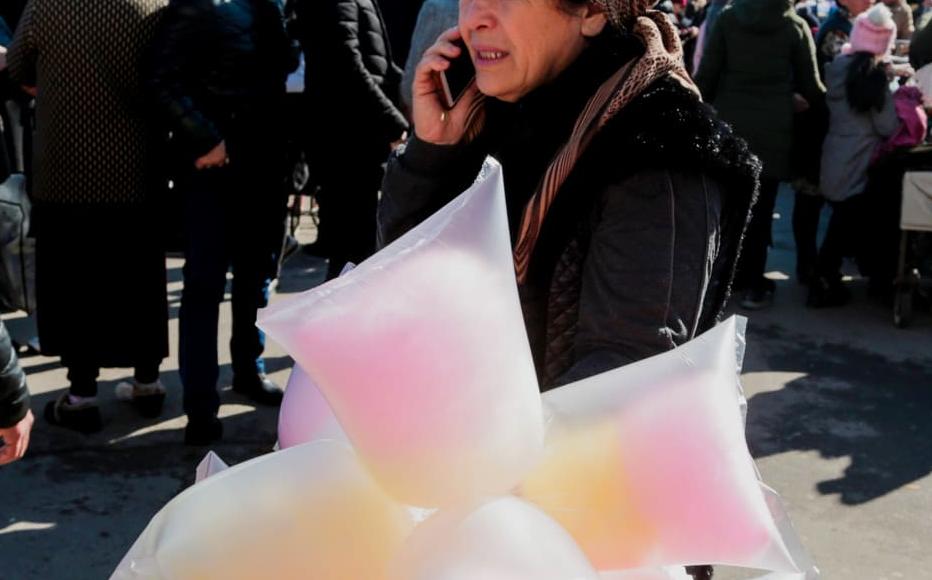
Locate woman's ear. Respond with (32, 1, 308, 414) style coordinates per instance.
(580, 4, 608, 38)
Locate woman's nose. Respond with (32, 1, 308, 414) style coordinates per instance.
(460, 0, 496, 32)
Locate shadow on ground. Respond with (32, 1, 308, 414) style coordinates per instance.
(744, 323, 932, 505)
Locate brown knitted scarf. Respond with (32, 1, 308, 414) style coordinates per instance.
(512, 11, 700, 283)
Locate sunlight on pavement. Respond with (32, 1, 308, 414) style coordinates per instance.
(106, 404, 256, 444)
(741, 371, 808, 394)
(0, 521, 57, 535)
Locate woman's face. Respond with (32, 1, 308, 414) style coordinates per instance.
(459, 0, 607, 102)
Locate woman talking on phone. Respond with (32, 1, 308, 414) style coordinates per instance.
(379, 0, 758, 431)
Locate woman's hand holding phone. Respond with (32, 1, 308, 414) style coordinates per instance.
(412, 28, 485, 146)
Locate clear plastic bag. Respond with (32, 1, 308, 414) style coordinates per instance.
(259, 161, 544, 508)
(522, 318, 816, 577)
(112, 441, 413, 579)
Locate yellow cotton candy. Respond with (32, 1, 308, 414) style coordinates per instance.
(112, 441, 413, 580)
(521, 420, 658, 570)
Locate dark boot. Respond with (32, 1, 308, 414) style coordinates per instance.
(232, 374, 283, 405)
(807, 276, 851, 308)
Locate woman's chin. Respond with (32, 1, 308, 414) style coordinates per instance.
(475, 76, 522, 103)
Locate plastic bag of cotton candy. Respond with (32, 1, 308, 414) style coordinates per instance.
(111, 161, 817, 580)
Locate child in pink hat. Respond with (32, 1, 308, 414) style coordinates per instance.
(815, 3, 910, 308)
(843, 3, 897, 57)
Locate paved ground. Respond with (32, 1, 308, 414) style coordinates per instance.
(0, 189, 930, 579)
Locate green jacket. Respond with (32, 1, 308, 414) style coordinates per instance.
(695, 0, 824, 179)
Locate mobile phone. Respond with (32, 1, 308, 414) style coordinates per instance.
(439, 39, 475, 110)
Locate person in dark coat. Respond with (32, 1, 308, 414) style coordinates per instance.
(8, 0, 170, 434)
(0, 320, 31, 465)
(380, 0, 757, 388)
(295, 0, 408, 279)
(695, 0, 824, 309)
(381, 4, 758, 571)
(147, 0, 298, 445)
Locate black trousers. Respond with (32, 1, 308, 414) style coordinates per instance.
(792, 192, 825, 281)
(816, 194, 868, 282)
(316, 150, 387, 280)
(735, 176, 780, 290)
(176, 129, 288, 420)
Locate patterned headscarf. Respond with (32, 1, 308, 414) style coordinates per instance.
(591, 0, 652, 31)
(513, 1, 701, 283)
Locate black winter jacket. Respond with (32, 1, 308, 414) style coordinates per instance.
(0, 321, 28, 429)
(296, 0, 407, 152)
(146, 0, 297, 160)
(379, 46, 759, 388)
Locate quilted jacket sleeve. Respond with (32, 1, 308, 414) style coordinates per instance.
(145, 0, 223, 158)
(331, 0, 408, 143)
(0, 320, 29, 429)
(377, 135, 487, 247)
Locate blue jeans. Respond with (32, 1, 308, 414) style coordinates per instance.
(178, 162, 285, 420)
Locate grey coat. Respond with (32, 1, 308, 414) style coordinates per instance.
(820, 54, 900, 203)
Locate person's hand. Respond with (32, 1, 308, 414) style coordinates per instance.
(892, 63, 916, 79)
(21, 85, 36, 97)
(391, 131, 408, 151)
(195, 141, 229, 170)
(411, 27, 486, 146)
(792, 93, 810, 113)
(0, 410, 34, 466)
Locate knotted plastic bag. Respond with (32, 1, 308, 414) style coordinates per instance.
(258, 161, 544, 508)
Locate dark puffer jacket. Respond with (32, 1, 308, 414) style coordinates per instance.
(379, 45, 759, 389)
(296, 0, 407, 152)
(146, 0, 297, 160)
(0, 321, 28, 429)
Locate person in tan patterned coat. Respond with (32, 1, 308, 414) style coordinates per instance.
(8, 0, 170, 434)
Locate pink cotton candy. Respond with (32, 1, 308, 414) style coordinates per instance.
(527, 318, 802, 574)
(259, 164, 544, 508)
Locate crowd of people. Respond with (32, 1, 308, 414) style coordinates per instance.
(0, 0, 926, 503)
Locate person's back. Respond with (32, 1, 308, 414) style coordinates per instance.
(696, 0, 822, 180)
(10, 0, 165, 205)
(294, 0, 407, 279)
(298, 0, 405, 147)
(695, 0, 823, 308)
(820, 53, 900, 203)
(7, 0, 171, 434)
